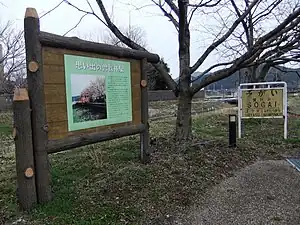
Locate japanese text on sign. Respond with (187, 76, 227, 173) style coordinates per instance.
(241, 89, 283, 118)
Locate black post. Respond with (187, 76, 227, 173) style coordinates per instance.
(229, 114, 237, 147)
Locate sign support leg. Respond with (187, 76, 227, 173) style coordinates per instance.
(237, 87, 242, 138)
(284, 83, 288, 139)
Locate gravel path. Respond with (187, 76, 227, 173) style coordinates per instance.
(185, 160, 300, 225)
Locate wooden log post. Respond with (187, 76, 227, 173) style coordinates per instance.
(140, 58, 150, 163)
(39, 32, 160, 63)
(24, 8, 52, 203)
(13, 88, 37, 210)
(47, 124, 146, 154)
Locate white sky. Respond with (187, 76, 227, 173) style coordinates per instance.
(0, 0, 222, 79)
(71, 74, 99, 96)
(1, 0, 296, 79)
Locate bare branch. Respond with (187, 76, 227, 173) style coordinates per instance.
(188, 0, 224, 25)
(151, 0, 179, 30)
(0, 20, 26, 94)
(188, 0, 222, 8)
(62, 13, 89, 36)
(254, 7, 300, 46)
(86, 0, 94, 12)
(95, 0, 178, 93)
(165, 0, 179, 16)
(116, 0, 157, 11)
(190, 0, 261, 74)
(63, 0, 107, 25)
(191, 61, 235, 83)
(0, 1, 7, 7)
(230, 0, 250, 48)
(101, 25, 148, 49)
(251, 0, 283, 25)
(40, 0, 64, 18)
(191, 5, 300, 93)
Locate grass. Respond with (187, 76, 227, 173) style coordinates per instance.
(148, 99, 228, 119)
(1, 99, 300, 224)
(0, 123, 12, 135)
(0, 111, 12, 135)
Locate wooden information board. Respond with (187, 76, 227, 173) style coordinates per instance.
(42, 47, 142, 140)
(16, 7, 159, 208)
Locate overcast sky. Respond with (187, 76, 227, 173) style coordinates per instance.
(0, 0, 223, 78)
(71, 74, 99, 96)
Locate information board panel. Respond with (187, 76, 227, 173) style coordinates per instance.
(42, 47, 142, 140)
(241, 88, 283, 118)
(64, 54, 132, 131)
(238, 81, 287, 139)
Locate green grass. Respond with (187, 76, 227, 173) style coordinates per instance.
(0, 111, 12, 136)
(0, 123, 12, 135)
(1, 101, 300, 224)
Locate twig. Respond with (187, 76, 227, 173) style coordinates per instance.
(64, 0, 107, 25)
(40, 0, 64, 18)
(63, 13, 89, 36)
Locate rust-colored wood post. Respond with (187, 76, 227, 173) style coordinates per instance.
(24, 7, 52, 203)
(13, 88, 37, 210)
(140, 58, 150, 163)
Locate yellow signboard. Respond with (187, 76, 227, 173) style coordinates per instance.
(241, 89, 283, 118)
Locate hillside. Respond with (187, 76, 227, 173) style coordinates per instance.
(175, 66, 300, 90)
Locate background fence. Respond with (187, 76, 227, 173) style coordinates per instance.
(0, 90, 206, 111)
(148, 90, 205, 101)
(0, 94, 13, 111)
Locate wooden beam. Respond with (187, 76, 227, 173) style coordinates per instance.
(39, 31, 160, 63)
(24, 7, 52, 203)
(140, 58, 150, 163)
(46, 124, 146, 154)
(13, 88, 37, 210)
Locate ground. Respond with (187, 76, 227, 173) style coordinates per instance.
(183, 160, 300, 225)
(1, 97, 300, 224)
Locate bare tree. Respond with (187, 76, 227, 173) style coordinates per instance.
(98, 25, 170, 90)
(0, 20, 26, 94)
(210, 0, 300, 83)
(101, 25, 148, 49)
(46, 0, 300, 141)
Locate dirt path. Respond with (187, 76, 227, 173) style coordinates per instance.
(182, 160, 300, 225)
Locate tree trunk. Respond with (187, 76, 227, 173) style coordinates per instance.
(256, 63, 272, 82)
(248, 63, 272, 83)
(175, 0, 192, 142)
(175, 89, 192, 141)
(247, 65, 258, 82)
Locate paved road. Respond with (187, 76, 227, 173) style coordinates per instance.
(185, 160, 300, 225)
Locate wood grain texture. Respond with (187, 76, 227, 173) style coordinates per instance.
(28, 61, 39, 72)
(39, 31, 160, 63)
(47, 124, 146, 154)
(13, 93, 37, 210)
(42, 47, 142, 140)
(140, 58, 150, 163)
(24, 13, 52, 203)
(25, 8, 38, 18)
(13, 88, 29, 101)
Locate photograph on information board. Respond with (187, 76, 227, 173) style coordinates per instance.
(71, 74, 107, 123)
(64, 54, 132, 131)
